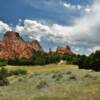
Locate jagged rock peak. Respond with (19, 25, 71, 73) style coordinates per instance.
(3, 31, 23, 40)
(56, 46, 75, 56)
(4, 31, 20, 38)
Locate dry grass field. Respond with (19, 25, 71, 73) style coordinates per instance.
(0, 64, 100, 100)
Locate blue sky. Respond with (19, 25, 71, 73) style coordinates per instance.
(0, 0, 100, 55)
(0, 0, 92, 25)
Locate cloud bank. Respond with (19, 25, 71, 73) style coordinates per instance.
(0, 0, 100, 55)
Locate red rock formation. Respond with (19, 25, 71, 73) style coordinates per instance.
(0, 31, 43, 59)
(56, 46, 75, 56)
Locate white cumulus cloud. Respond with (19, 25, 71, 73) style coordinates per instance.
(15, 0, 100, 54)
(0, 21, 12, 32)
(0, 0, 100, 55)
(63, 3, 82, 10)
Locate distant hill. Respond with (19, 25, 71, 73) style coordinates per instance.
(0, 31, 43, 59)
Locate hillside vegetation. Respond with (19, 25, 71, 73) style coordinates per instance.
(0, 50, 100, 71)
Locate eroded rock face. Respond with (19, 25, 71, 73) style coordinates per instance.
(0, 31, 43, 59)
(56, 46, 75, 56)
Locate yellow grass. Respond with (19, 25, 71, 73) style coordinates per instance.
(1, 64, 100, 100)
(6, 64, 77, 73)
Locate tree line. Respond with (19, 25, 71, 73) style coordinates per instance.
(0, 49, 100, 71)
(0, 49, 100, 86)
(77, 50, 100, 71)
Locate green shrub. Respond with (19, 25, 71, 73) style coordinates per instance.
(78, 50, 100, 71)
(52, 72, 63, 81)
(0, 67, 8, 79)
(36, 81, 48, 89)
(18, 77, 24, 82)
(68, 75, 77, 80)
(9, 69, 27, 76)
(84, 74, 97, 80)
(0, 67, 9, 86)
(0, 59, 7, 67)
(0, 78, 9, 86)
(66, 71, 71, 75)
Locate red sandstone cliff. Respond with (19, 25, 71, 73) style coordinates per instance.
(0, 31, 43, 59)
(56, 46, 75, 56)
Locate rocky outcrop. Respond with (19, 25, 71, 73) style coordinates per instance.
(0, 31, 43, 59)
(56, 46, 75, 56)
(26, 40, 43, 52)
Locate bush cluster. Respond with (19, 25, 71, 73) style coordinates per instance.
(8, 69, 27, 76)
(0, 67, 27, 86)
(77, 50, 100, 71)
(36, 81, 48, 89)
(0, 59, 7, 67)
(0, 67, 9, 86)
